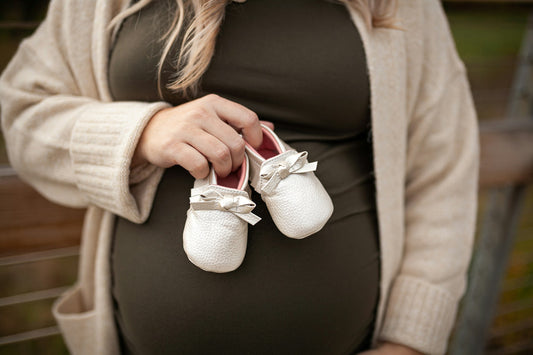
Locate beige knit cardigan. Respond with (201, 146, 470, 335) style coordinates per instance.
(0, 0, 479, 354)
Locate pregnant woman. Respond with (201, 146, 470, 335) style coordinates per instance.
(0, 0, 479, 354)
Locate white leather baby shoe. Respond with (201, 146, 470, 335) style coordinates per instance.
(245, 124, 333, 239)
(183, 154, 260, 273)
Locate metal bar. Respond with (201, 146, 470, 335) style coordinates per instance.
(0, 165, 16, 177)
(449, 186, 528, 355)
(0, 286, 70, 308)
(448, 10, 533, 355)
(0, 326, 61, 346)
(0, 246, 79, 267)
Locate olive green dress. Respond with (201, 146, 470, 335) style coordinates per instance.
(108, 0, 380, 354)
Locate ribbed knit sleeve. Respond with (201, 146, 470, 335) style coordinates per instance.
(377, 2, 479, 354)
(0, 0, 171, 223)
(70, 102, 168, 222)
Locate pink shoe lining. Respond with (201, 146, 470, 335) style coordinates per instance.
(248, 127, 282, 160)
(216, 127, 281, 189)
(216, 157, 247, 190)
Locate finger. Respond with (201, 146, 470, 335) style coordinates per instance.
(185, 130, 233, 178)
(171, 143, 210, 179)
(203, 94, 263, 148)
(200, 116, 246, 172)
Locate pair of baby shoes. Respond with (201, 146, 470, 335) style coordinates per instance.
(182, 124, 334, 273)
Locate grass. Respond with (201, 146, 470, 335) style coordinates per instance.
(446, 8, 528, 61)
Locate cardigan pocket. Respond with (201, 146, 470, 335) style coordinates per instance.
(52, 284, 99, 355)
(51, 207, 119, 355)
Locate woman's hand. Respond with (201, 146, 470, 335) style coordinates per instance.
(358, 342, 424, 355)
(133, 94, 272, 179)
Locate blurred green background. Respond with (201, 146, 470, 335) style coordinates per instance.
(0, 1, 532, 354)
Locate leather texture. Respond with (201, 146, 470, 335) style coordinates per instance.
(182, 155, 260, 273)
(246, 125, 334, 239)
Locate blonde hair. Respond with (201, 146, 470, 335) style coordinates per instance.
(110, 0, 398, 100)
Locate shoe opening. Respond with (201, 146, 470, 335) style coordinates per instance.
(248, 126, 282, 160)
(216, 157, 247, 190)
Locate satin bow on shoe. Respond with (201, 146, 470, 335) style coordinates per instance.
(189, 186, 261, 225)
(259, 151, 318, 195)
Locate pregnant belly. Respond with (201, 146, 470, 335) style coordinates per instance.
(111, 136, 380, 355)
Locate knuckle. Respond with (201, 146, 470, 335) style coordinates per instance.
(242, 111, 259, 126)
(204, 93, 221, 103)
(230, 137, 245, 154)
(213, 145, 231, 162)
(190, 159, 209, 177)
(189, 106, 210, 120)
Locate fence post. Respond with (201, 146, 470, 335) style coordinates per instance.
(448, 11, 533, 355)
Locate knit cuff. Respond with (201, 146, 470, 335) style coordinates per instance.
(378, 275, 458, 355)
(70, 101, 170, 223)
(130, 162, 160, 185)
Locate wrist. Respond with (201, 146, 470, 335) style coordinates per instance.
(131, 145, 148, 169)
(131, 107, 162, 169)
